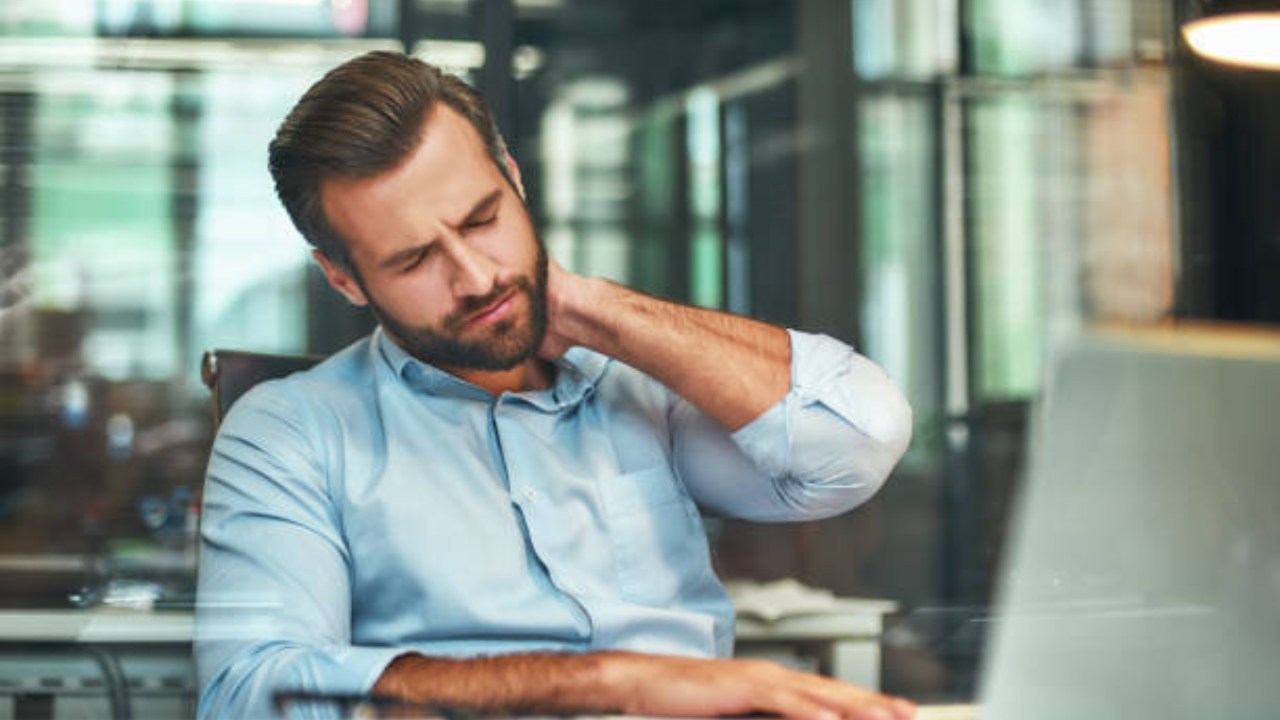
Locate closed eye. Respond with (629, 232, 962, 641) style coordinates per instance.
(464, 213, 497, 230)
(401, 247, 432, 273)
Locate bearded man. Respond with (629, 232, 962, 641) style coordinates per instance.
(196, 51, 915, 720)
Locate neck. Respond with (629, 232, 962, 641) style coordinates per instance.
(449, 357, 554, 396)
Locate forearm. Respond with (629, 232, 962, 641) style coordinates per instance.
(372, 652, 617, 714)
(550, 275, 790, 431)
(373, 651, 917, 720)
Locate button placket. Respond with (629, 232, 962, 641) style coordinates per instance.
(496, 403, 537, 510)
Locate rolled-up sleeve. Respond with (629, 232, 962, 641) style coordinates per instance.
(196, 385, 403, 720)
(673, 329, 912, 521)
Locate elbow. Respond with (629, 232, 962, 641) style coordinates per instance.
(830, 419, 911, 513)
(196, 669, 245, 720)
(849, 368, 914, 483)
(879, 387, 914, 470)
(197, 650, 266, 720)
(195, 641, 297, 720)
(858, 387, 914, 495)
(778, 399, 913, 518)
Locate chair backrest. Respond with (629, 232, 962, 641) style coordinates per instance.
(200, 350, 324, 428)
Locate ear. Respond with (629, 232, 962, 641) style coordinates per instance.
(504, 153, 526, 200)
(313, 250, 369, 307)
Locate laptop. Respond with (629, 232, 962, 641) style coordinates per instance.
(976, 325, 1280, 720)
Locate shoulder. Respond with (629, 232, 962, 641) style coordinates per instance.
(216, 335, 381, 447)
(283, 335, 381, 408)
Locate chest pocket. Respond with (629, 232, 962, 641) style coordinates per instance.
(596, 465, 716, 607)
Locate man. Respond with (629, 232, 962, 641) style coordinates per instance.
(196, 51, 915, 720)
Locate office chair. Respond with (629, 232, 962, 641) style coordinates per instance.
(200, 350, 324, 428)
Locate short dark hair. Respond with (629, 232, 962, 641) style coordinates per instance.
(268, 51, 509, 268)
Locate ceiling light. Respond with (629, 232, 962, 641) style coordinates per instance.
(1183, 1, 1280, 70)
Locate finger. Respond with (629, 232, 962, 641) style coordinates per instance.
(789, 674, 916, 720)
(737, 665, 887, 720)
(754, 686, 843, 720)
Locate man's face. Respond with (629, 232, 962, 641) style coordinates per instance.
(356, 239, 547, 372)
(317, 106, 547, 373)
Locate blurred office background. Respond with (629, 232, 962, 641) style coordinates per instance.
(1, 0, 1278, 714)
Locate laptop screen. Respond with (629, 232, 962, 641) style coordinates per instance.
(979, 325, 1280, 720)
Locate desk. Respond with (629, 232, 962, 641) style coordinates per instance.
(0, 610, 193, 644)
(0, 601, 895, 719)
(0, 610, 195, 720)
(733, 598, 897, 690)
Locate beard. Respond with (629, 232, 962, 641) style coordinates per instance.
(358, 239, 549, 373)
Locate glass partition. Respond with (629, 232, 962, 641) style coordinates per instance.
(0, 0, 1210, 715)
(0, 42, 390, 597)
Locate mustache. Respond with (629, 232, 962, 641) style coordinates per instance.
(444, 277, 532, 329)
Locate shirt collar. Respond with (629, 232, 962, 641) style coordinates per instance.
(374, 326, 611, 410)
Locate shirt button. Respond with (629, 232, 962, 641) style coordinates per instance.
(524, 488, 537, 503)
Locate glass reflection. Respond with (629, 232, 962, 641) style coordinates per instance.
(1, 0, 1269, 716)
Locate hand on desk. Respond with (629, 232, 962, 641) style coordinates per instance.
(605, 653, 916, 720)
(374, 651, 916, 720)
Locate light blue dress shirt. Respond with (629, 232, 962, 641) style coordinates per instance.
(196, 328, 912, 719)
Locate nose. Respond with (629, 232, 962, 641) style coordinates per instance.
(440, 230, 496, 299)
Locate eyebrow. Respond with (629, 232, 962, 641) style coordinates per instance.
(377, 189, 503, 270)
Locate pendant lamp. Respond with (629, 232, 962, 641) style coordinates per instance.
(1183, 0, 1280, 70)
